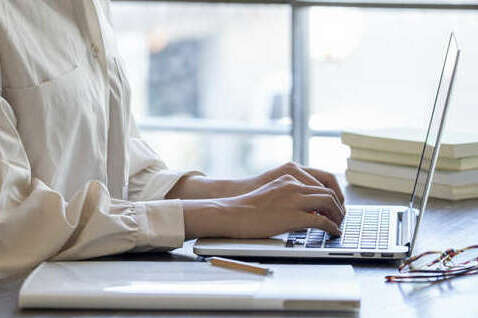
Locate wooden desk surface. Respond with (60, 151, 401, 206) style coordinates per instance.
(2, 184, 478, 318)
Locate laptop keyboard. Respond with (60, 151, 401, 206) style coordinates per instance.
(286, 207, 391, 250)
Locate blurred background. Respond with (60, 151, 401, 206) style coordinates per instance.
(111, 0, 478, 178)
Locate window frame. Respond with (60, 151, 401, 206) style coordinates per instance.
(113, 0, 478, 165)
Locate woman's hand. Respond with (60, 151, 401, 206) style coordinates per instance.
(167, 162, 345, 209)
(249, 162, 345, 206)
(182, 174, 344, 239)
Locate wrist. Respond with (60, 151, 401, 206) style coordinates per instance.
(182, 198, 232, 239)
(218, 178, 255, 198)
(167, 175, 254, 199)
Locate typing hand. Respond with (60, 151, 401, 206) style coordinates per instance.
(252, 162, 345, 207)
(167, 162, 345, 211)
(183, 174, 344, 239)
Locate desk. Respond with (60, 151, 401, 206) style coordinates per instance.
(2, 183, 478, 318)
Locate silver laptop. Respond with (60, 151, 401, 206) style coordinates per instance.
(194, 33, 460, 260)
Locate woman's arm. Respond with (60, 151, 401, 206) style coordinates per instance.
(0, 91, 186, 278)
(167, 162, 346, 239)
(166, 162, 345, 206)
(165, 175, 253, 200)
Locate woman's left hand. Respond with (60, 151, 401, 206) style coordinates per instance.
(249, 162, 345, 206)
(167, 162, 345, 208)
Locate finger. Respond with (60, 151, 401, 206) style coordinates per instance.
(300, 194, 344, 226)
(291, 167, 343, 204)
(300, 212, 342, 236)
(315, 209, 341, 229)
(299, 185, 345, 216)
(285, 167, 343, 214)
(314, 199, 344, 227)
(287, 167, 325, 187)
(302, 167, 345, 205)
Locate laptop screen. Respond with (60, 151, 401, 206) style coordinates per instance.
(409, 33, 460, 251)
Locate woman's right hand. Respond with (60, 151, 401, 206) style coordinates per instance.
(183, 174, 344, 240)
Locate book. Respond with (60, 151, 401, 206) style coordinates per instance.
(341, 128, 478, 159)
(346, 170, 478, 201)
(350, 147, 478, 171)
(348, 159, 478, 186)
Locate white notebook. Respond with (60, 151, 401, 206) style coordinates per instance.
(19, 261, 360, 312)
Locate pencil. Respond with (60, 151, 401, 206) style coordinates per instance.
(206, 257, 273, 276)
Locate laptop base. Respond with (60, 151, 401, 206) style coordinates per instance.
(194, 205, 409, 260)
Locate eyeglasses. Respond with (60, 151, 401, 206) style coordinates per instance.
(385, 245, 478, 283)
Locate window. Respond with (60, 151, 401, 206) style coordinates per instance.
(111, 2, 291, 177)
(111, 0, 478, 177)
(308, 5, 478, 172)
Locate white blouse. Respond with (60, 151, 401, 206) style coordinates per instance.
(0, 0, 200, 278)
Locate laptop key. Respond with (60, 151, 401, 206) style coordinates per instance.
(361, 243, 377, 246)
(308, 235, 324, 240)
(305, 243, 323, 248)
(285, 239, 295, 248)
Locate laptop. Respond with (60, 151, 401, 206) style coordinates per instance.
(194, 33, 460, 260)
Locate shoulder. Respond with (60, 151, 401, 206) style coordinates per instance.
(0, 1, 39, 38)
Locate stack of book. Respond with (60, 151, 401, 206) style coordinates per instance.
(342, 128, 478, 200)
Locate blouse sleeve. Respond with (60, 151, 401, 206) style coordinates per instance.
(127, 116, 204, 202)
(0, 91, 194, 278)
(126, 117, 204, 252)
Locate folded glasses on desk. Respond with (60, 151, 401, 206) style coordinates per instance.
(385, 245, 478, 283)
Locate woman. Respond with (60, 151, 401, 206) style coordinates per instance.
(0, 1, 344, 277)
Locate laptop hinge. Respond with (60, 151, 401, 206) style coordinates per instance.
(400, 205, 416, 247)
